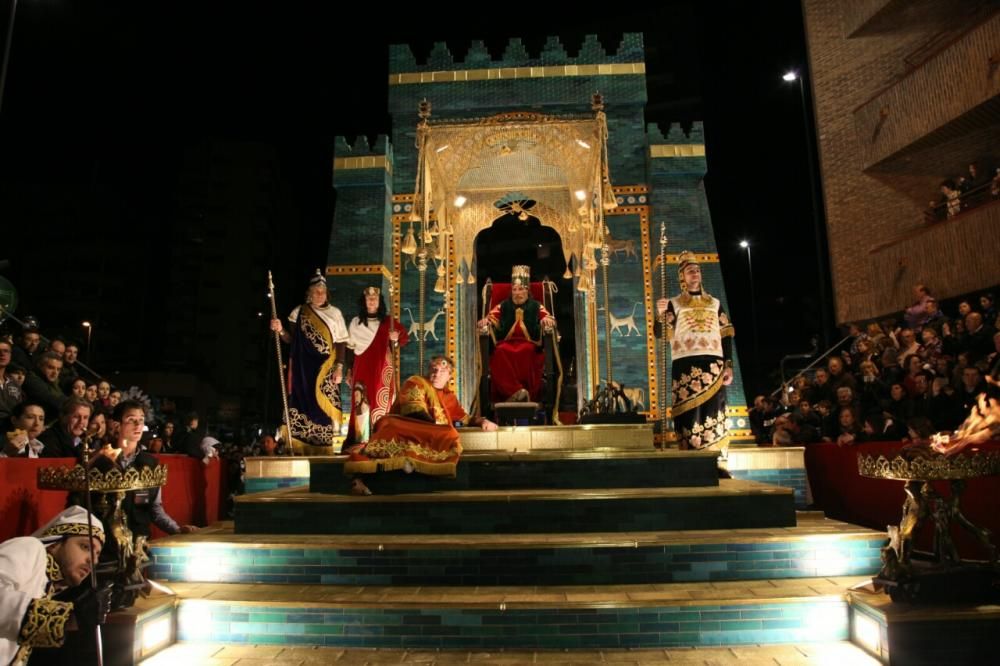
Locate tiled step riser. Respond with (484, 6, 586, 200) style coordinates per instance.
(235, 494, 795, 535)
(151, 539, 885, 585)
(729, 469, 808, 509)
(310, 457, 720, 494)
(177, 599, 849, 649)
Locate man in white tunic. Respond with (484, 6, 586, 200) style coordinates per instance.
(0, 506, 109, 665)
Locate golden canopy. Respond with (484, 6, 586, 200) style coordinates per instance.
(405, 96, 617, 289)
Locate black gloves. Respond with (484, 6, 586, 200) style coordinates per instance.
(73, 581, 113, 629)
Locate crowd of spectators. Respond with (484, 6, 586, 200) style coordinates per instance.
(0, 322, 209, 460)
(925, 161, 1000, 222)
(751, 283, 1000, 448)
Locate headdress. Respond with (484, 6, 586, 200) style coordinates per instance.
(511, 265, 531, 288)
(32, 506, 105, 545)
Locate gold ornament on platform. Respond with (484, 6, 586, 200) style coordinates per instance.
(37, 464, 168, 492)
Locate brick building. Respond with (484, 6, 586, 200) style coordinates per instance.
(802, 0, 1000, 324)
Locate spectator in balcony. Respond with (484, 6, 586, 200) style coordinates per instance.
(866, 322, 890, 354)
(808, 367, 834, 405)
(930, 375, 961, 431)
(38, 397, 92, 459)
(879, 348, 904, 387)
(160, 420, 176, 453)
(959, 163, 981, 205)
(921, 297, 945, 334)
(68, 377, 87, 401)
(749, 394, 782, 444)
(12, 328, 41, 372)
(857, 360, 886, 414)
(46, 338, 65, 359)
(84, 384, 98, 404)
(980, 293, 996, 323)
(896, 328, 920, 359)
(5, 364, 26, 389)
(956, 366, 987, 416)
(991, 167, 1000, 199)
(957, 301, 974, 319)
(902, 354, 927, 397)
(846, 323, 865, 356)
(1, 402, 46, 457)
(851, 337, 878, 368)
(793, 399, 822, 443)
(59, 341, 81, 388)
(0, 339, 23, 423)
(904, 285, 933, 330)
(938, 180, 961, 219)
(85, 411, 108, 449)
(834, 407, 862, 447)
(827, 356, 856, 392)
(918, 328, 943, 364)
(962, 312, 995, 364)
(909, 371, 939, 421)
(179, 412, 209, 459)
(885, 382, 914, 435)
(23, 352, 65, 422)
(95, 381, 112, 413)
(860, 412, 891, 443)
(815, 400, 835, 439)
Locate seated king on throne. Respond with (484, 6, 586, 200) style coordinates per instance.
(477, 265, 556, 403)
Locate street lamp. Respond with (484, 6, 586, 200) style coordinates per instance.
(740, 240, 758, 385)
(81, 321, 92, 363)
(783, 68, 832, 350)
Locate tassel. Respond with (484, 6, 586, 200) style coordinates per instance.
(401, 226, 417, 255)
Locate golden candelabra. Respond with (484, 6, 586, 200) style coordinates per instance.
(858, 450, 999, 602)
(39, 464, 168, 610)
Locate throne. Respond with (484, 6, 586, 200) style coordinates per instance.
(478, 279, 563, 424)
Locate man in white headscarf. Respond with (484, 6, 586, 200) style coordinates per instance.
(0, 506, 110, 665)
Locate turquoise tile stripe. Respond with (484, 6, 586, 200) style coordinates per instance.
(151, 538, 885, 585)
(728, 469, 809, 508)
(244, 478, 309, 494)
(177, 598, 849, 648)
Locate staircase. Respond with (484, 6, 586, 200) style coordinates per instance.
(146, 448, 889, 662)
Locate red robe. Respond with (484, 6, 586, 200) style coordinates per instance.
(487, 298, 550, 402)
(344, 375, 465, 477)
(346, 316, 409, 445)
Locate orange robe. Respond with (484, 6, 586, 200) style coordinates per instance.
(343, 375, 465, 477)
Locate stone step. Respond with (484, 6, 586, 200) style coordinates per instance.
(310, 449, 721, 495)
(849, 588, 1000, 665)
(151, 515, 884, 586)
(140, 640, 881, 664)
(166, 576, 864, 649)
(234, 479, 796, 535)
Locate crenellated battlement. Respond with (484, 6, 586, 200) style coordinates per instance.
(388, 33, 644, 74)
(647, 121, 705, 145)
(333, 134, 392, 159)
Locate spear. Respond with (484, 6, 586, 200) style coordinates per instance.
(387, 277, 400, 395)
(268, 271, 294, 456)
(659, 222, 669, 446)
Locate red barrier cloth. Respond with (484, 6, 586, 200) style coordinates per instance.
(804, 441, 1000, 557)
(0, 454, 225, 541)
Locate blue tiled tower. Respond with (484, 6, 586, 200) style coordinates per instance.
(329, 34, 748, 439)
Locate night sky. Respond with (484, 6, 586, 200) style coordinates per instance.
(0, 1, 827, 408)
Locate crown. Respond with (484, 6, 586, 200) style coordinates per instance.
(362, 286, 381, 297)
(511, 265, 530, 287)
(308, 269, 326, 287)
(677, 251, 699, 276)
